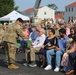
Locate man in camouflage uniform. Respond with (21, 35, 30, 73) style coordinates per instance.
(0, 24, 4, 47)
(4, 18, 26, 69)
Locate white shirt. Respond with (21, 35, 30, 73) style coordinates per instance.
(29, 32, 32, 41)
(73, 20, 76, 24)
(32, 34, 46, 48)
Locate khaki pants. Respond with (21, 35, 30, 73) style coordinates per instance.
(30, 47, 41, 61)
(25, 49, 30, 63)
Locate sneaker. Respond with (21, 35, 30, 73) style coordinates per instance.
(23, 63, 28, 66)
(54, 67, 60, 72)
(29, 62, 37, 67)
(44, 65, 52, 70)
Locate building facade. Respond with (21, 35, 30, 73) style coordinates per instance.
(64, 2, 76, 23)
(22, 6, 55, 21)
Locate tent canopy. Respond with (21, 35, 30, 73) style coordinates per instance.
(0, 10, 30, 21)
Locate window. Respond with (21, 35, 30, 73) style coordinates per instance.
(68, 17, 73, 23)
(72, 16, 73, 21)
(72, 7, 73, 12)
(66, 8, 67, 12)
(44, 12, 46, 15)
(68, 17, 70, 22)
(69, 8, 70, 12)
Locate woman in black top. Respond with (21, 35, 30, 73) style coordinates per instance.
(39, 28, 58, 67)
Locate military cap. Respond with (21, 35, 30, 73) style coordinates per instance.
(16, 18, 24, 23)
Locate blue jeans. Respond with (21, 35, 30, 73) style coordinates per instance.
(20, 40, 27, 51)
(46, 49, 65, 68)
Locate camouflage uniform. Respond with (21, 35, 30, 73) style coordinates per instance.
(4, 23, 25, 64)
(0, 24, 4, 46)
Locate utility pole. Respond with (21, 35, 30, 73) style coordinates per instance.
(32, 0, 42, 23)
(34, 0, 42, 17)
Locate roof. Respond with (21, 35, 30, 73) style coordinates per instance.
(23, 6, 43, 12)
(66, 2, 76, 7)
(55, 13, 63, 19)
(23, 8, 34, 12)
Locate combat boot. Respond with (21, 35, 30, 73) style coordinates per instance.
(8, 64, 19, 69)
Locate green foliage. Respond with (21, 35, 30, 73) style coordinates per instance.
(47, 4, 58, 10)
(0, 0, 18, 17)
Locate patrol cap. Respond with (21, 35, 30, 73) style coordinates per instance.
(16, 18, 24, 23)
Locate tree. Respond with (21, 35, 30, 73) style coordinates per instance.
(0, 0, 18, 17)
(47, 4, 58, 10)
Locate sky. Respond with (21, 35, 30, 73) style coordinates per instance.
(14, 0, 76, 11)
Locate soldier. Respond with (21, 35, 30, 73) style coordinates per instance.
(4, 18, 26, 69)
(0, 24, 4, 47)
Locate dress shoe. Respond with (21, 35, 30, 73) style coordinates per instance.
(65, 70, 74, 75)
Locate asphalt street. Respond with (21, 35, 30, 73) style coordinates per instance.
(0, 52, 65, 75)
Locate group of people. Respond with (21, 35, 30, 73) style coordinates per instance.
(0, 17, 76, 75)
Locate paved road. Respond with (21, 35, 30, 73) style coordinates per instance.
(0, 53, 65, 75)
